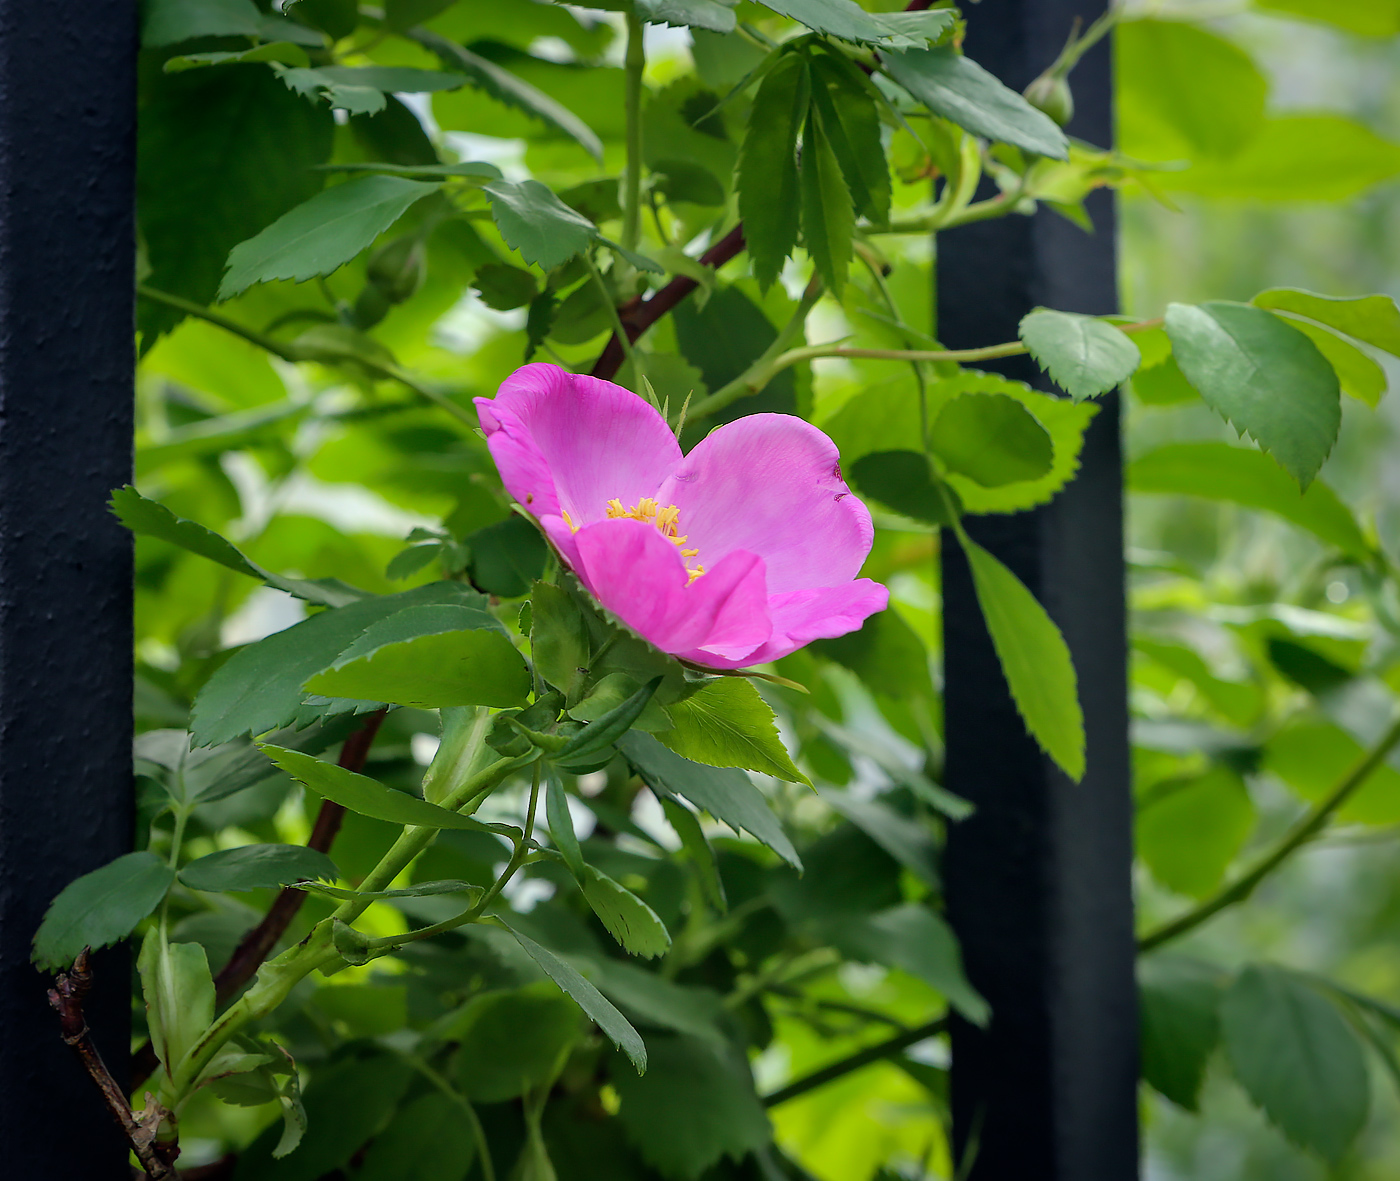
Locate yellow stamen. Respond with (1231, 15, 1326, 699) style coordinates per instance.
(681, 548, 699, 558)
(687, 565, 706, 584)
(561, 508, 579, 534)
(605, 497, 705, 582)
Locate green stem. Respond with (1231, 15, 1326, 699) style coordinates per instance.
(584, 253, 639, 384)
(761, 1016, 949, 1108)
(1138, 713, 1400, 953)
(621, 9, 646, 253)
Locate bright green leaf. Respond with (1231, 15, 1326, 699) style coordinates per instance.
(483, 179, 599, 270)
(1264, 721, 1400, 825)
(179, 844, 339, 893)
(1253, 287, 1400, 358)
(1256, 0, 1400, 36)
(737, 53, 809, 288)
(1137, 767, 1255, 899)
(139, 931, 215, 1075)
(657, 678, 809, 784)
(1019, 309, 1142, 401)
(1281, 316, 1388, 407)
(849, 450, 959, 526)
(32, 852, 176, 971)
(582, 868, 672, 958)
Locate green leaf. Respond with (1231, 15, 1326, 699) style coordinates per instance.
(138, 931, 215, 1075)
(825, 904, 988, 1026)
(179, 844, 339, 893)
(1281, 316, 1388, 408)
(659, 797, 727, 912)
(547, 773, 587, 880)
(466, 514, 550, 597)
(138, 66, 333, 341)
(500, 921, 648, 1071)
(932, 392, 1054, 487)
(1264, 721, 1400, 826)
(532, 582, 592, 703)
(737, 52, 809, 289)
(304, 605, 530, 709)
(1137, 767, 1255, 899)
(1133, 639, 1262, 728)
(143, 0, 260, 46)
(353, 1092, 476, 1181)
(1115, 20, 1266, 161)
(583, 958, 726, 1044)
(620, 732, 802, 868)
(611, 1034, 771, 1178)
(191, 582, 488, 746)
(657, 678, 809, 784)
(959, 534, 1085, 780)
(809, 51, 891, 224)
(220, 175, 440, 298)
(482, 179, 599, 271)
(555, 677, 662, 770)
(1156, 115, 1400, 202)
(1256, 0, 1400, 36)
(1165, 301, 1340, 489)
(1222, 965, 1371, 1162)
(799, 112, 855, 296)
(637, 0, 738, 34)
(293, 66, 469, 94)
(32, 852, 176, 971)
(262, 745, 523, 833)
(1018, 310, 1142, 401)
(849, 451, 959, 526)
(1130, 355, 1199, 406)
(111, 486, 366, 608)
(297, 878, 480, 901)
(416, 34, 604, 161)
(1253, 287, 1400, 358)
(883, 47, 1069, 160)
(165, 43, 312, 73)
(1129, 442, 1371, 560)
(1139, 956, 1226, 1111)
(651, 159, 726, 207)
(818, 790, 939, 887)
(452, 984, 582, 1101)
(759, 0, 954, 49)
(582, 868, 672, 958)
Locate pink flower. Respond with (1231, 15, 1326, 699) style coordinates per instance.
(474, 363, 887, 670)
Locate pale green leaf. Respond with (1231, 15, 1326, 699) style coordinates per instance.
(1018, 309, 1142, 401)
(139, 931, 215, 1075)
(1253, 287, 1400, 358)
(1256, 0, 1400, 36)
(932, 392, 1053, 486)
(1137, 767, 1255, 899)
(32, 852, 176, 971)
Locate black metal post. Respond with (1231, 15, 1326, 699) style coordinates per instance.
(938, 2, 1138, 1177)
(0, 1, 136, 1174)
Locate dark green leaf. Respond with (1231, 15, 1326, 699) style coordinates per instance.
(547, 773, 587, 880)
(353, 1092, 475, 1181)
(555, 677, 661, 770)
(737, 53, 809, 289)
(500, 921, 648, 1071)
(143, 0, 260, 46)
(651, 159, 726, 206)
(620, 732, 802, 868)
(32, 852, 176, 971)
(612, 1034, 771, 1178)
(809, 51, 890, 224)
(637, 0, 738, 34)
(297, 879, 480, 901)
(759, 0, 954, 49)
(1129, 442, 1370, 560)
(960, 534, 1085, 780)
(263, 745, 523, 833)
(849, 450, 960, 526)
(1222, 964, 1371, 1162)
(191, 583, 488, 746)
(818, 789, 938, 887)
(532, 582, 592, 703)
(453, 984, 582, 1101)
(164, 43, 312, 73)
(1166, 302, 1341, 488)
(473, 262, 538, 310)
(383, 0, 455, 32)
(932, 392, 1054, 486)
(1139, 956, 1226, 1111)
(111, 486, 366, 608)
(483, 179, 599, 270)
(657, 678, 809, 784)
(179, 844, 339, 893)
(660, 796, 727, 911)
(467, 515, 550, 597)
(220, 176, 441, 298)
(582, 868, 672, 958)
(304, 605, 530, 709)
(584, 958, 726, 1044)
(799, 112, 854, 295)
(883, 47, 1069, 160)
(1267, 638, 1354, 695)
(1018, 310, 1141, 401)
(674, 286, 799, 421)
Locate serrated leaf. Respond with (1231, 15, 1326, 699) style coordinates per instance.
(737, 52, 809, 289)
(1129, 442, 1371, 560)
(32, 852, 176, 971)
(165, 42, 311, 73)
(638, 0, 737, 34)
(304, 605, 530, 709)
(554, 677, 661, 770)
(759, 0, 953, 49)
(809, 51, 890, 224)
(482, 179, 599, 271)
(296, 878, 481, 901)
(1252, 287, 1400, 358)
(1166, 301, 1341, 488)
(263, 745, 523, 835)
(1222, 965, 1371, 1162)
(547, 772, 587, 880)
(191, 582, 486, 746)
(501, 921, 648, 1071)
(883, 47, 1069, 160)
(584, 958, 727, 1044)
(531, 582, 592, 703)
(179, 844, 340, 893)
(111, 486, 366, 608)
(1139, 956, 1226, 1111)
(657, 678, 809, 784)
(220, 175, 440, 299)
(959, 534, 1085, 780)
(1019, 309, 1141, 401)
(582, 868, 672, 958)
(621, 731, 802, 868)
(138, 931, 215, 1075)
(932, 392, 1054, 486)
(799, 111, 854, 295)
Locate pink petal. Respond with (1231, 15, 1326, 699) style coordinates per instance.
(685, 579, 889, 668)
(570, 518, 771, 657)
(474, 364, 680, 525)
(655, 414, 874, 596)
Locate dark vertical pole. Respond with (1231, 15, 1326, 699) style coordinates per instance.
(0, 1, 136, 1175)
(938, 2, 1137, 1178)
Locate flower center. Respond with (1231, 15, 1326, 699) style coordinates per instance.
(562, 497, 704, 582)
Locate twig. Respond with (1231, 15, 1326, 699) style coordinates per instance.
(213, 709, 387, 1003)
(762, 1015, 949, 1107)
(49, 950, 181, 1180)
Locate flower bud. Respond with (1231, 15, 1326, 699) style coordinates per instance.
(366, 235, 425, 304)
(1024, 71, 1074, 128)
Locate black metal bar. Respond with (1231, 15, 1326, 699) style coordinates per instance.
(938, 2, 1138, 1177)
(0, 1, 137, 1174)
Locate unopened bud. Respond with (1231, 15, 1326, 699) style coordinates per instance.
(1024, 71, 1074, 128)
(366, 235, 426, 304)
